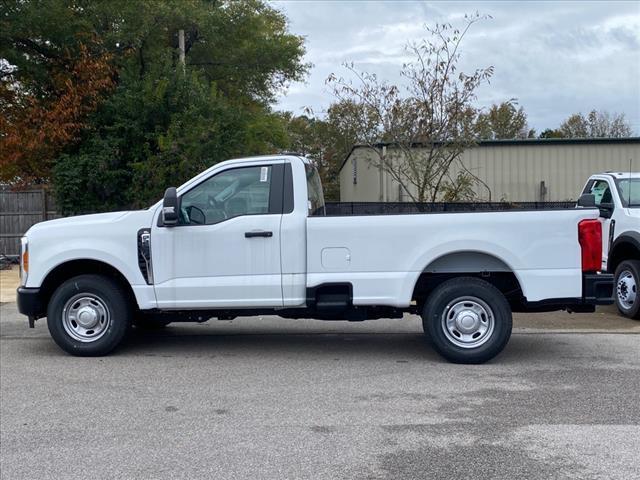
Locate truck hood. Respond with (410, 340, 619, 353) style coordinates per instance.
(25, 210, 154, 238)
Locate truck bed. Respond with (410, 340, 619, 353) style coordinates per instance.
(306, 207, 599, 307)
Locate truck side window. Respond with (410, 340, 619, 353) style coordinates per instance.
(589, 180, 612, 206)
(180, 165, 272, 225)
(305, 163, 326, 216)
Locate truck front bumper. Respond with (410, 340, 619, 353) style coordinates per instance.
(17, 287, 46, 326)
(521, 273, 614, 313)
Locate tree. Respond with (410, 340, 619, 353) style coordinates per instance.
(0, 0, 307, 103)
(475, 101, 535, 139)
(0, 44, 115, 185)
(326, 14, 493, 203)
(559, 110, 632, 138)
(282, 102, 364, 201)
(282, 114, 340, 200)
(1, 0, 308, 211)
(538, 128, 564, 139)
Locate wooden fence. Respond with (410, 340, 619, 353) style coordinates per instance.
(0, 187, 61, 256)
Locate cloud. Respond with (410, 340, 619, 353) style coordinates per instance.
(271, 0, 640, 133)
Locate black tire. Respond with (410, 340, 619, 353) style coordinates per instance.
(47, 274, 132, 356)
(422, 277, 512, 364)
(614, 260, 640, 320)
(133, 317, 172, 330)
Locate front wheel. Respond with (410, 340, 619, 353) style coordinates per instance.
(47, 274, 132, 356)
(614, 260, 640, 319)
(422, 277, 512, 364)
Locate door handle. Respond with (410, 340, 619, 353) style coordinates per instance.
(245, 230, 273, 238)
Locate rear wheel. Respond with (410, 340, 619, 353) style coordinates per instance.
(614, 260, 640, 319)
(47, 274, 132, 356)
(422, 277, 512, 364)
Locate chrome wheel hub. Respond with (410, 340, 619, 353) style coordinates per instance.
(456, 309, 481, 333)
(76, 306, 99, 328)
(442, 296, 495, 349)
(62, 294, 110, 343)
(617, 270, 637, 310)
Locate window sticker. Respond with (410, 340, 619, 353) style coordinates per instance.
(260, 166, 269, 182)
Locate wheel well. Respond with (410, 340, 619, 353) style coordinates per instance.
(39, 260, 138, 314)
(412, 252, 523, 309)
(609, 241, 640, 273)
(412, 272, 523, 309)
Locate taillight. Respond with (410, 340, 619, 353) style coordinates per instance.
(578, 219, 602, 272)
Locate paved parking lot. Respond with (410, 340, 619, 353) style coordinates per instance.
(1, 300, 639, 480)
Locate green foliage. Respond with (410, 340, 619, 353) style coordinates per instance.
(2, 0, 307, 211)
(54, 59, 292, 213)
(1, 0, 307, 102)
(559, 110, 632, 138)
(538, 128, 564, 139)
(281, 103, 364, 201)
(475, 101, 534, 139)
(441, 171, 477, 202)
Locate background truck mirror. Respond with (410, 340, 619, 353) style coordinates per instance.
(577, 193, 596, 208)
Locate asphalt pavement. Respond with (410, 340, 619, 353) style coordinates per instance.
(1, 302, 639, 480)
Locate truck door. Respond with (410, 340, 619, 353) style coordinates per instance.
(151, 163, 285, 309)
(584, 178, 615, 269)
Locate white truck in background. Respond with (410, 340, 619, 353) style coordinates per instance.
(18, 154, 614, 363)
(580, 172, 640, 319)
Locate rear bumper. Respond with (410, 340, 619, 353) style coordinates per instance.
(521, 273, 614, 313)
(582, 273, 615, 305)
(16, 287, 46, 319)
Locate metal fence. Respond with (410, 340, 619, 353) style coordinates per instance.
(0, 187, 60, 257)
(323, 201, 577, 216)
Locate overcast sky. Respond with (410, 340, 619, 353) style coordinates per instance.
(270, 0, 640, 134)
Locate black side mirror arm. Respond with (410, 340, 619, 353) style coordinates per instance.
(599, 202, 614, 219)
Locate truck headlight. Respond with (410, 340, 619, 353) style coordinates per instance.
(20, 237, 28, 286)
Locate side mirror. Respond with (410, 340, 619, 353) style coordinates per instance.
(162, 187, 179, 226)
(185, 205, 206, 225)
(599, 202, 614, 219)
(577, 193, 596, 208)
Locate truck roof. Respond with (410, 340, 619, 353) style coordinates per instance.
(601, 172, 640, 179)
(227, 153, 309, 164)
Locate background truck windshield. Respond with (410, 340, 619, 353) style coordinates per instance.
(615, 178, 640, 207)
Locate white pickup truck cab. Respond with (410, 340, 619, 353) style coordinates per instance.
(18, 155, 614, 363)
(580, 172, 640, 318)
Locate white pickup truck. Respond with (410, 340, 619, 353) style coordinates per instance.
(18, 154, 613, 363)
(580, 172, 640, 318)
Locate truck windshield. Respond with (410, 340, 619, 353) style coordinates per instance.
(305, 163, 326, 216)
(615, 178, 640, 208)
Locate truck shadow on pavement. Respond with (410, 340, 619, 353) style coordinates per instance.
(106, 326, 572, 364)
(119, 329, 443, 361)
(8, 317, 589, 364)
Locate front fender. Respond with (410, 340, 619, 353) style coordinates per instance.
(27, 244, 145, 289)
(609, 231, 640, 271)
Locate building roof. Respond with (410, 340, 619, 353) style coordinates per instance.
(339, 137, 640, 172)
